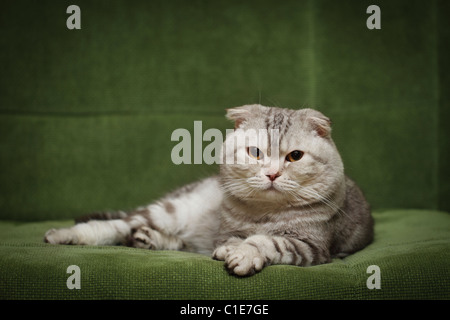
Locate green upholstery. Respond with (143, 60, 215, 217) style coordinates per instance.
(0, 209, 449, 299)
(1, 0, 449, 300)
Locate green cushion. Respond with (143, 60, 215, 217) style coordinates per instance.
(1, 209, 449, 300)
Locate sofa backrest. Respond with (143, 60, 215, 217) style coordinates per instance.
(1, 0, 449, 221)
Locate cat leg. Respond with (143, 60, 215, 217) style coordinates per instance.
(217, 235, 331, 276)
(44, 206, 171, 246)
(44, 176, 222, 252)
(44, 206, 185, 249)
(44, 219, 135, 245)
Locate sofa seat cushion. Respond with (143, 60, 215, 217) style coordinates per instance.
(0, 209, 449, 300)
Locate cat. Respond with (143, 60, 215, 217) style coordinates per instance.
(44, 104, 374, 276)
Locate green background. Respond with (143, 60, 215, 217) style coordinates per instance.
(1, 0, 449, 221)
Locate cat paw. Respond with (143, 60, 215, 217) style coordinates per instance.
(129, 226, 156, 249)
(212, 245, 236, 261)
(224, 244, 266, 277)
(44, 228, 79, 245)
(128, 226, 184, 250)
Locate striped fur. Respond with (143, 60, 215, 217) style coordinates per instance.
(44, 105, 373, 277)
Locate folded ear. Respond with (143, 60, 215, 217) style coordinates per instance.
(225, 104, 259, 129)
(308, 115, 332, 138)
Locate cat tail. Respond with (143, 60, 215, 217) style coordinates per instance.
(74, 210, 129, 224)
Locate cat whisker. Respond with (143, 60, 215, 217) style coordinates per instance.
(296, 185, 350, 219)
(221, 178, 264, 201)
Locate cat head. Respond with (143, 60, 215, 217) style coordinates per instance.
(220, 104, 344, 207)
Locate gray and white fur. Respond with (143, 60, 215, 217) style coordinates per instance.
(44, 104, 373, 276)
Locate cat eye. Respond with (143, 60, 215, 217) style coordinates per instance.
(286, 150, 304, 162)
(247, 147, 264, 160)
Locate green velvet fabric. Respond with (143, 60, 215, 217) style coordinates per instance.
(1, 0, 450, 220)
(1, 0, 449, 300)
(0, 210, 449, 300)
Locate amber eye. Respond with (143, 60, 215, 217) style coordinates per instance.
(247, 147, 264, 160)
(286, 150, 304, 162)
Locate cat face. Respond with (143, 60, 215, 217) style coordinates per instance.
(220, 105, 344, 207)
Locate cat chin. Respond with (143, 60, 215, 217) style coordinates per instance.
(252, 188, 290, 203)
(256, 188, 317, 207)
(228, 188, 283, 204)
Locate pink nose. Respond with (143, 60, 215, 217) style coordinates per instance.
(266, 174, 280, 181)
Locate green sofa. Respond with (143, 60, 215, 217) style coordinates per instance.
(1, 0, 449, 300)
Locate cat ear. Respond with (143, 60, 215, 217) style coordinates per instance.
(226, 105, 257, 129)
(308, 115, 332, 138)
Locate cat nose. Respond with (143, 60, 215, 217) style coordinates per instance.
(266, 173, 280, 181)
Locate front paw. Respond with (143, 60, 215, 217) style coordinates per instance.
(44, 228, 78, 245)
(224, 244, 266, 277)
(212, 244, 236, 261)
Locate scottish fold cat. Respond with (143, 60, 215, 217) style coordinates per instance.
(45, 105, 373, 276)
